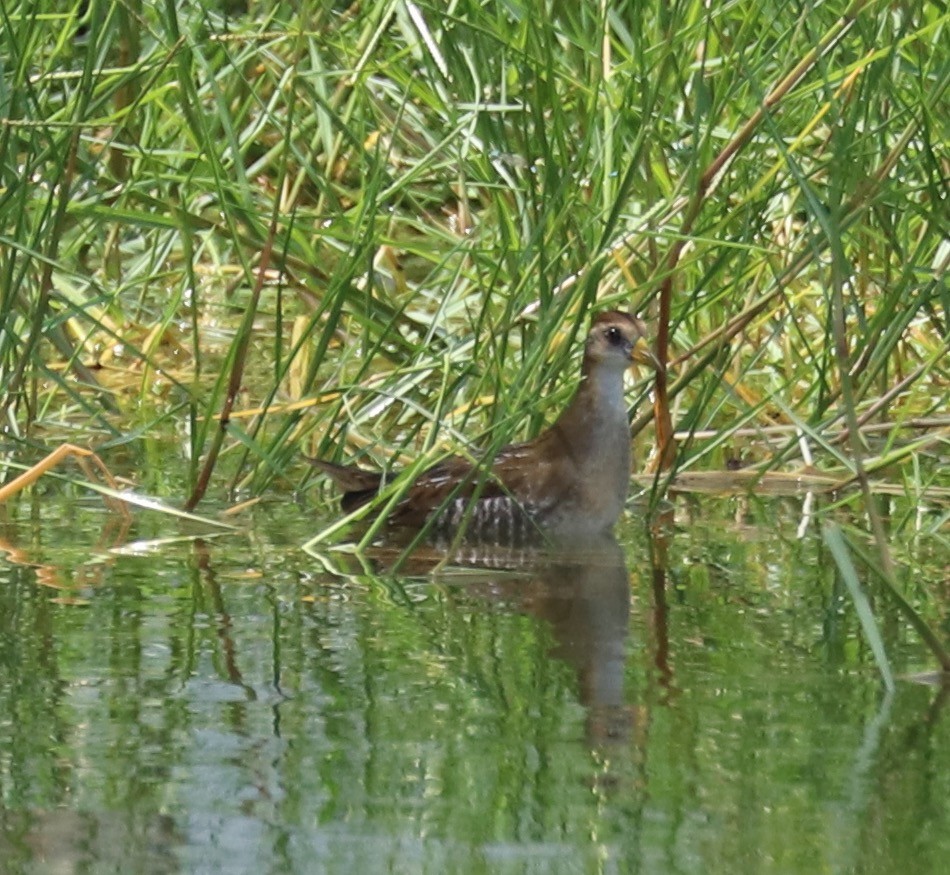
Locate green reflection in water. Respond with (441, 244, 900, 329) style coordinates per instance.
(0, 493, 948, 874)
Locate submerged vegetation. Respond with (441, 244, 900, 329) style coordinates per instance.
(0, 1, 947, 543)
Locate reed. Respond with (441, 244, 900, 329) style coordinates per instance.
(0, 0, 945, 532)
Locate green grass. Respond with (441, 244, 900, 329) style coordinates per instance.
(0, 0, 947, 524)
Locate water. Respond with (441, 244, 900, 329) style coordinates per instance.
(1, 490, 948, 874)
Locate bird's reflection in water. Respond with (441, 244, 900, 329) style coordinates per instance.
(369, 532, 636, 745)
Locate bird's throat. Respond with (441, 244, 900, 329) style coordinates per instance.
(555, 363, 630, 469)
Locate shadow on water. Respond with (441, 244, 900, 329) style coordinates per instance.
(1, 492, 950, 873)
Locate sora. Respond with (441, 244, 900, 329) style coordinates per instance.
(309, 311, 657, 540)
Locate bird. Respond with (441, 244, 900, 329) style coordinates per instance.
(308, 310, 657, 541)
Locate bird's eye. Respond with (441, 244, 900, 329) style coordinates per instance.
(605, 326, 623, 345)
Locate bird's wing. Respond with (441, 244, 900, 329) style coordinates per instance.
(394, 437, 569, 530)
(489, 436, 569, 517)
(390, 456, 486, 526)
(309, 436, 571, 534)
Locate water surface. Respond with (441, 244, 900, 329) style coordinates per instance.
(1, 491, 947, 874)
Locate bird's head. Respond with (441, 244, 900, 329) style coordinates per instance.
(585, 310, 659, 373)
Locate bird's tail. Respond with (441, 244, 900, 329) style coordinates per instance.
(304, 456, 384, 512)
